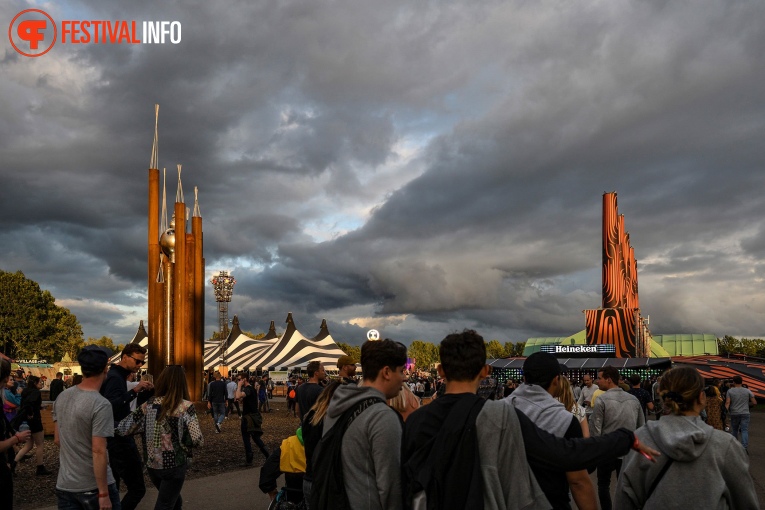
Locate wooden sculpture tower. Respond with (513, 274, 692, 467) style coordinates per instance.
(146, 105, 205, 400)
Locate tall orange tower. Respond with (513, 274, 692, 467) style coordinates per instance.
(584, 192, 650, 357)
(147, 105, 205, 400)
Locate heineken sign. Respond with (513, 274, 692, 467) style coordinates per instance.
(540, 344, 615, 356)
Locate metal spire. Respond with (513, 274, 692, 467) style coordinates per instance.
(149, 104, 159, 169)
(175, 164, 184, 204)
(193, 187, 201, 217)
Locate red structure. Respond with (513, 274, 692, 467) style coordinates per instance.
(586, 192, 650, 358)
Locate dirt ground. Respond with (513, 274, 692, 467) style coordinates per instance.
(12, 398, 301, 509)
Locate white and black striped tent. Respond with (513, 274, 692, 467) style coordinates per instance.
(242, 314, 347, 371)
(203, 316, 279, 370)
(121, 314, 347, 372)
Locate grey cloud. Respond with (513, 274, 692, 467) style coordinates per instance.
(2, 0, 765, 344)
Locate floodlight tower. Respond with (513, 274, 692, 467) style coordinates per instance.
(211, 271, 236, 363)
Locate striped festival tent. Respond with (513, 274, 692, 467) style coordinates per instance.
(122, 314, 348, 373)
(203, 316, 278, 370)
(243, 314, 347, 371)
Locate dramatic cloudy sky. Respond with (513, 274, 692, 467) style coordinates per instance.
(2, 0, 764, 347)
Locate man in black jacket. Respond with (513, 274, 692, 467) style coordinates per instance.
(99, 343, 154, 510)
(49, 372, 65, 401)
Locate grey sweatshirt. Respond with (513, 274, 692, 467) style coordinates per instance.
(507, 383, 574, 437)
(476, 400, 552, 510)
(323, 384, 403, 510)
(615, 415, 759, 510)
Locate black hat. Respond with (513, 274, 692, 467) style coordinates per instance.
(77, 345, 111, 374)
(523, 352, 565, 386)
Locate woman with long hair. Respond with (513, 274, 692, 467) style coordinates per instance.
(0, 360, 31, 509)
(555, 376, 590, 437)
(117, 365, 204, 510)
(388, 383, 420, 422)
(13, 375, 51, 475)
(301, 381, 342, 507)
(615, 366, 758, 509)
(703, 385, 724, 430)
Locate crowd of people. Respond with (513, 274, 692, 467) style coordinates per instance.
(0, 333, 760, 510)
(254, 332, 759, 510)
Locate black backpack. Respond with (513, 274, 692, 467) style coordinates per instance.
(308, 396, 384, 510)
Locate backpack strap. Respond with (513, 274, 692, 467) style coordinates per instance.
(342, 396, 384, 430)
(645, 457, 674, 503)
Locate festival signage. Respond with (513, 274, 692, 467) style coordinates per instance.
(540, 344, 616, 358)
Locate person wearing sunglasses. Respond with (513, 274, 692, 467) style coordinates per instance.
(100, 343, 155, 510)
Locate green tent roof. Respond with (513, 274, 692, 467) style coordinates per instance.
(523, 330, 587, 356)
(651, 334, 718, 357)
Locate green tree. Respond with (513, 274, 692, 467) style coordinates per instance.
(51, 307, 84, 360)
(85, 336, 123, 356)
(502, 342, 515, 357)
(717, 336, 765, 357)
(336, 342, 361, 362)
(241, 330, 266, 340)
(740, 337, 765, 357)
(486, 340, 505, 359)
(0, 270, 84, 361)
(407, 340, 440, 371)
(717, 335, 739, 355)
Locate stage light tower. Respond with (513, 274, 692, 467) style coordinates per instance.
(211, 271, 236, 365)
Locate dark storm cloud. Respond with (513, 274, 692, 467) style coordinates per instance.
(2, 0, 765, 344)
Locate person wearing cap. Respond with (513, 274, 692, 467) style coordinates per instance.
(336, 355, 357, 385)
(53, 345, 121, 509)
(100, 343, 154, 510)
(590, 366, 645, 510)
(507, 352, 597, 510)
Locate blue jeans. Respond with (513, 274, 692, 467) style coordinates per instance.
(211, 402, 226, 425)
(730, 413, 750, 450)
(147, 464, 187, 510)
(56, 482, 121, 510)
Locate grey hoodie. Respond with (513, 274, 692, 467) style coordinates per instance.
(507, 383, 575, 437)
(615, 415, 759, 510)
(323, 383, 403, 510)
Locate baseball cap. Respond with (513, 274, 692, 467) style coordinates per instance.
(337, 355, 356, 368)
(522, 352, 566, 385)
(77, 345, 111, 373)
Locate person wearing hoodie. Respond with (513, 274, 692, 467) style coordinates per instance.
(321, 338, 407, 510)
(507, 352, 597, 510)
(590, 366, 644, 510)
(615, 366, 758, 510)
